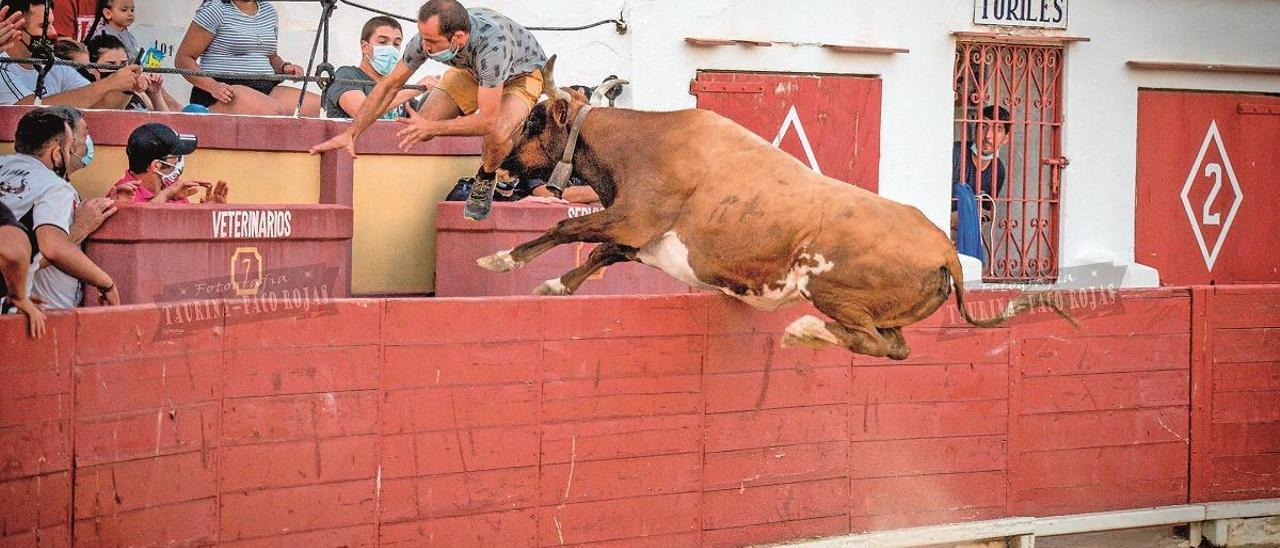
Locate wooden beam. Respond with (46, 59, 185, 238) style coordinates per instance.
(683, 37, 735, 46)
(1204, 498, 1280, 520)
(1035, 505, 1206, 537)
(1128, 60, 1280, 76)
(821, 44, 910, 54)
(684, 37, 908, 54)
(953, 31, 1090, 45)
(785, 518, 1037, 547)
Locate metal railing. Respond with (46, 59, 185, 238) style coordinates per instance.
(952, 41, 1066, 283)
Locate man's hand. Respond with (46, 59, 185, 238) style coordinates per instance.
(103, 66, 144, 93)
(72, 198, 118, 239)
(0, 7, 24, 50)
(309, 131, 357, 158)
(98, 284, 120, 306)
(282, 63, 304, 76)
(200, 181, 229, 204)
(395, 107, 440, 152)
(106, 182, 138, 206)
(9, 297, 46, 339)
(562, 186, 600, 204)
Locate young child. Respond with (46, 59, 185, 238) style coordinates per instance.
(88, 0, 137, 59)
(52, 37, 96, 81)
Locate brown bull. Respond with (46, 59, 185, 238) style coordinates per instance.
(479, 56, 1077, 359)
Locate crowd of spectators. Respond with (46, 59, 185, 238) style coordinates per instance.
(0, 1, 608, 338)
(0, 107, 228, 337)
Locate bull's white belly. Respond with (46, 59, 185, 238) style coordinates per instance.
(636, 231, 836, 312)
(636, 231, 718, 290)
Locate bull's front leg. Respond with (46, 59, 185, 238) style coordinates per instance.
(534, 243, 636, 296)
(477, 210, 625, 273)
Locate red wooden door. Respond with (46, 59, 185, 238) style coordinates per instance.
(1136, 90, 1280, 285)
(691, 71, 882, 192)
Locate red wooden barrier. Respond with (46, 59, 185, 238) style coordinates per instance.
(1, 287, 1277, 547)
(83, 204, 354, 306)
(434, 201, 693, 297)
(1190, 285, 1280, 503)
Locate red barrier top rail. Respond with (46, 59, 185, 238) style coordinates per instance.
(0, 105, 481, 156)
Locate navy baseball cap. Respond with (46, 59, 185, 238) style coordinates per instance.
(126, 123, 198, 165)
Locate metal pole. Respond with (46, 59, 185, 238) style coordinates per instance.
(294, 0, 336, 117)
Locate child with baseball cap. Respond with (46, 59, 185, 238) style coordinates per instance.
(111, 122, 228, 204)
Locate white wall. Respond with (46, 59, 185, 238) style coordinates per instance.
(131, 0, 1280, 285)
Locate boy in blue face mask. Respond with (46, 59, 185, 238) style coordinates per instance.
(322, 16, 433, 120)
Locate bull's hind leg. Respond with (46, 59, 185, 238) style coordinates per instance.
(534, 243, 636, 296)
(478, 210, 633, 273)
(781, 315, 893, 358)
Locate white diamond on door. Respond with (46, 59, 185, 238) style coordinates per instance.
(1180, 120, 1244, 271)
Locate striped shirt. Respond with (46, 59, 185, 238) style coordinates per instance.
(192, 1, 278, 75)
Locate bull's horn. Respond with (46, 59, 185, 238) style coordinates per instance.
(590, 78, 630, 106)
(539, 55, 571, 101)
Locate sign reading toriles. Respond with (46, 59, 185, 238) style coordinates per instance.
(974, 0, 1068, 29)
(212, 210, 293, 239)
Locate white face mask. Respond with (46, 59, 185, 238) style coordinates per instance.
(970, 142, 996, 161)
(158, 157, 185, 185)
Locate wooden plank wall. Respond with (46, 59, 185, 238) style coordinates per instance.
(1, 288, 1277, 547)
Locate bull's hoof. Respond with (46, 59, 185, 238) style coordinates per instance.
(781, 315, 841, 349)
(477, 250, 521, 273)
(533, 278, 572, 296)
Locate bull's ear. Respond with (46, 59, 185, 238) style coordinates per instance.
(550, 99, 572, 127)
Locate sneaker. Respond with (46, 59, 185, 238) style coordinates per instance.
(464, 176, 497, 221)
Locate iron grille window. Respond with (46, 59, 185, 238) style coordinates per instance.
(951, 41, 1066, 283)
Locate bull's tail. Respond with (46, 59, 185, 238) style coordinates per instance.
(943, 252, 1082, 329)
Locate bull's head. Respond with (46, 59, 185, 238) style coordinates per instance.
(499, 55, 626, 183)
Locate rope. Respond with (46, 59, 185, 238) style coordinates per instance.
(0, 57, 435, 92)
(336, 0, 628, 33)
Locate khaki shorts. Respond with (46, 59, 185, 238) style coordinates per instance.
(436, 68, 543, 115)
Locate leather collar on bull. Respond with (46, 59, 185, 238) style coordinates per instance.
(544, 104, 594, 196)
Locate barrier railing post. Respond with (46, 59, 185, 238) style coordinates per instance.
(1189, 286, 1214, 503)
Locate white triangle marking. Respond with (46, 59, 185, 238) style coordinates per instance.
(772, 105, 822, 175)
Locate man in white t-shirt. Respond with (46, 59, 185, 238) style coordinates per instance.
(0, 0, 143, 107)
(0, 106, 120, 308)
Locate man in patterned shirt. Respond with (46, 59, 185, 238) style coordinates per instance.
(310, 0, 548, 222)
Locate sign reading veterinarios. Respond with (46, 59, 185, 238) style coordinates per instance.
(974, 0, 1068, 29)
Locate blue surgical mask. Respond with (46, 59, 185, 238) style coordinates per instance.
(80, 135, 95, 167)
(370, 45, 400, 75)
(426, 40, 459, 63)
